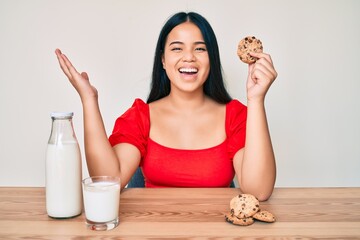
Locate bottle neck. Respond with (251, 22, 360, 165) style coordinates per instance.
(48, 118, 77, 145)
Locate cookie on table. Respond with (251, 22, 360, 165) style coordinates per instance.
(253, 210, 276, 223)
(237, 36, 263, 64)
(230, 194, 260, 218)
(225, 212, 254, 226)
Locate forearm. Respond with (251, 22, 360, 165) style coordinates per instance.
(240, 100, 276, 200)
(82, 98, 120, 177)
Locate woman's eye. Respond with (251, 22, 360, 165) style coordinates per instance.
(171, 47, 182, 52)
(195, 47, 207, 52)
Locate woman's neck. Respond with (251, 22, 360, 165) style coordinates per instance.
(166, 91, 209, 112)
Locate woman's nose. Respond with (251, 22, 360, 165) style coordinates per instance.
(182, 50, 195, 62)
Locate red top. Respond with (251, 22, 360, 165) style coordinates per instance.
(109, 98, 247, 187)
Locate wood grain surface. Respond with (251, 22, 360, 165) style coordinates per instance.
(1, 187, 360, 239)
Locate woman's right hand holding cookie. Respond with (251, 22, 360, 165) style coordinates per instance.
(55, 49, 98, 102)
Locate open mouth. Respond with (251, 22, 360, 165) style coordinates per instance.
(179, 67, 198, 75)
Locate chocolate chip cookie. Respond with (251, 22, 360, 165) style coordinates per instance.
(225, 212, 254, 226)
(230, 194, 260, 219)
(237, 36, 263, 64)
(253, 210, 276, 223)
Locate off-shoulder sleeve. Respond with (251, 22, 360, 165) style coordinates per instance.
(108, 98, 150, 158)
(226, 99, 247, 159)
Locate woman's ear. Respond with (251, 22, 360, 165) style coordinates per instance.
(161, 54, 165, 69)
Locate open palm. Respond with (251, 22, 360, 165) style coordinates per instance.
(55, 49, 98, 101)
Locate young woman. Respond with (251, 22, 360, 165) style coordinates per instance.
(55, 12, 277, 201)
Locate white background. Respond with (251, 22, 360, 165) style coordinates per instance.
(0, 0, 359, 187)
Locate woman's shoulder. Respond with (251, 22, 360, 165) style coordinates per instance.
(132, 98, 148, 108)
(125, 98, 149, 115)
(226, 99, 246, 109)
(117, 98, 150, 126)
(225, 99, 247, 123)
(109, 98, 149, 153)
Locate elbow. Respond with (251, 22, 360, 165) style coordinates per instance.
(239, 184, 274, 202)
(255, 190, 273, 202)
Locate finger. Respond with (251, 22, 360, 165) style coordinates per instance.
(251, 65, 277, 88)
(81, 72, 89, 81)
(247, 64, 258, 87)
(253, 64, 276, 84)
(248, 63, 255, 77)
(55, 48, 62, 56)
(251, 68, 268, 84)
(55, 49, 72, 79)
(249, 52, 274, 64)
(61, 53, 80, 78)
(254, 59, 277, 79)
(250, 52, 277, 79)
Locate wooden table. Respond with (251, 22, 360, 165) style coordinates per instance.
(0, 187, 360, 239)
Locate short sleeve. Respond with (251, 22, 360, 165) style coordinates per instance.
(108, 98, 150, 158)
(226, 99, 247, 159)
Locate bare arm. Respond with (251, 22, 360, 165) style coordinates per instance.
(55, 49, 139, 189)
(233, 52, 277, 201)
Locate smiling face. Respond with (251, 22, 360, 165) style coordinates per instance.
(162, 21, 210, 95)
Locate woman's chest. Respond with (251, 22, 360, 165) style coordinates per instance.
(149, 107, 226, 149)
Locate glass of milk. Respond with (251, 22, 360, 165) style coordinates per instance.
(82, 176, 121, 231)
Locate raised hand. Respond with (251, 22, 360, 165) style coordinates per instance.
(55, 49, 98, 102)
(246, 52, 277, 102)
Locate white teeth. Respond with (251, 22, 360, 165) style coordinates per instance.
(179, 68, 198, 73)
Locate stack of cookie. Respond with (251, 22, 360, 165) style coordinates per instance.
(225, 194, 276, 226)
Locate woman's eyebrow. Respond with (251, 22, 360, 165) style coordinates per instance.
(169, 41, 183, 46)
(168, 41, 206, 46)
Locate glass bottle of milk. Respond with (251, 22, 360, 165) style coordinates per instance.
(46, 112, 82, 218)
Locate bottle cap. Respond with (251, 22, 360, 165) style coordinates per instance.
(50, 112, 74, 119)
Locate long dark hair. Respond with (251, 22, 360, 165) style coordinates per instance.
(147, 12, 232, 104)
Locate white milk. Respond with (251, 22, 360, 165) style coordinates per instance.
(83, 181, 120, 223)
(46, 143, 82, 218)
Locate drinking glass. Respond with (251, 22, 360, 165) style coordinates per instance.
(82, 176, 120, 231)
